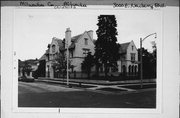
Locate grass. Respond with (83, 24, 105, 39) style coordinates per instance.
(119, 84, 156, 90)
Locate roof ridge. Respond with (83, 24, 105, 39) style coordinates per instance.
(71, 33, 82, 38)
(120, 41, 131, 45)
(53, 37, 63, 41)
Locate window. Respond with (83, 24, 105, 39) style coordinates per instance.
(84, 38, 88, 45)
(70, 51, 73, 58)
(129, 65, 131, 74)
(47, 54, 50, 61)
(132, 46, 134, 51)
(52, 45, 56, 53)
(82, 48, 90, 57)
(131, 53, 135, 61)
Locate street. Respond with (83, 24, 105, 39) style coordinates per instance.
(18, 81, 156, 108)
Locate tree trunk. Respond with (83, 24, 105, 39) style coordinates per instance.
(104, 63, 108, 79)
(96, 65, 99, 77)
(87, 71, 90, 79)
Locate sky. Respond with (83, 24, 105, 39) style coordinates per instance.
(14, 7, 162, 61)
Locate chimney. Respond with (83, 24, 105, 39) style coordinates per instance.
(87, 30, 93, 39)
(65, 28, 71, 48)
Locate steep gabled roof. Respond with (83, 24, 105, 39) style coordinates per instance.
(18, 59, 24, 67)
(56, 39, 63, 46)
(26, 59, 39, 65)
(39, 53, 46, 60)
(119, 42, 130, 54)
(69, 42, 75, 49)
(68, 30, 94, 49)
(71, 34, 82, 42)
(41, 30, 93, 54)
(39, 48, 50, 60)
(68, 32, 86, 49)
(54, 38, 65, 51)
(19, 59, 39, 67)
(68, 34, 83, 49)
(53, 38, 63, 46)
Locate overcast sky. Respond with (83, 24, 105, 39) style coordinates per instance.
(14, 7, 162, 61)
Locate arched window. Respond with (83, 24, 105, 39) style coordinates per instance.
(135, 65, 137, 75)
(122, 65, 126, 76)
(52, 45, 55, 52)
(132, 65, 134, 75)
(128, 65, 131, 75)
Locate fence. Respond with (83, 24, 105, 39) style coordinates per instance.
(53, 71, 143, 80)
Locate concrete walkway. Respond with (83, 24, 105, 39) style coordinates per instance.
(38, 77, 156, 85)
(36, 77, 156, 95)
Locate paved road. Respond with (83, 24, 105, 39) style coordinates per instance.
(18, 81, 156, 108)
(19, 81, 82, 94)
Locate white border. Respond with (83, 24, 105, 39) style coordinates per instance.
(1, 5, 179, 118)
(12, 6, 162, 114)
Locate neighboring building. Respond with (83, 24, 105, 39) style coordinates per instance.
(18, 59, 39, 78)
(117, 40, 139, 76)
(39, 28, 138, 78)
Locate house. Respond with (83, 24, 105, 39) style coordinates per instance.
(95, 40, 138, 77)
(18, 59, 39, 78)
(40, 28, 95, 78)
(117, 40, 139, 76)
(39, 28, 138, 79)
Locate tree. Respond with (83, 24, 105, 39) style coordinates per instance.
(34, 60, 46, 78)
(151, 41, 157, 78)
(52, 51, 74, 78)
(52, 52, 67, 78)
(81, 52, 94, 79)
(22, 61, 32, 76)
(94, 15, 120, 78)
(151, 41, 156, 60)
(18, 59, 23, 76)
(138, 47, 156, 79)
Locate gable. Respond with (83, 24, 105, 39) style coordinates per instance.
(39, 53, 46, 60)
(69, 31, 94, 49)
(74, 31, 94, 44)
(127, 40, 138, 52)
(119, 42, 130, 54)
(71, 34, 82, 42)
(50, 37, 64, 52)
(119, 40, 138, 54)
(68, 34, 83, 49)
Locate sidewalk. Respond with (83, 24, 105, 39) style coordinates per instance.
(37, 77, 156, 85)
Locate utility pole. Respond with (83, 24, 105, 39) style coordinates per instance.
(140, 38, 143, 88)
(65, 28, 71, 86)
(140, 33, 157, 88)
(67, 38, 69, 86)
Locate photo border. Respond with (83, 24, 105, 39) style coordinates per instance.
(12, 6, 163, 114)
(1, 1, 179, 118)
